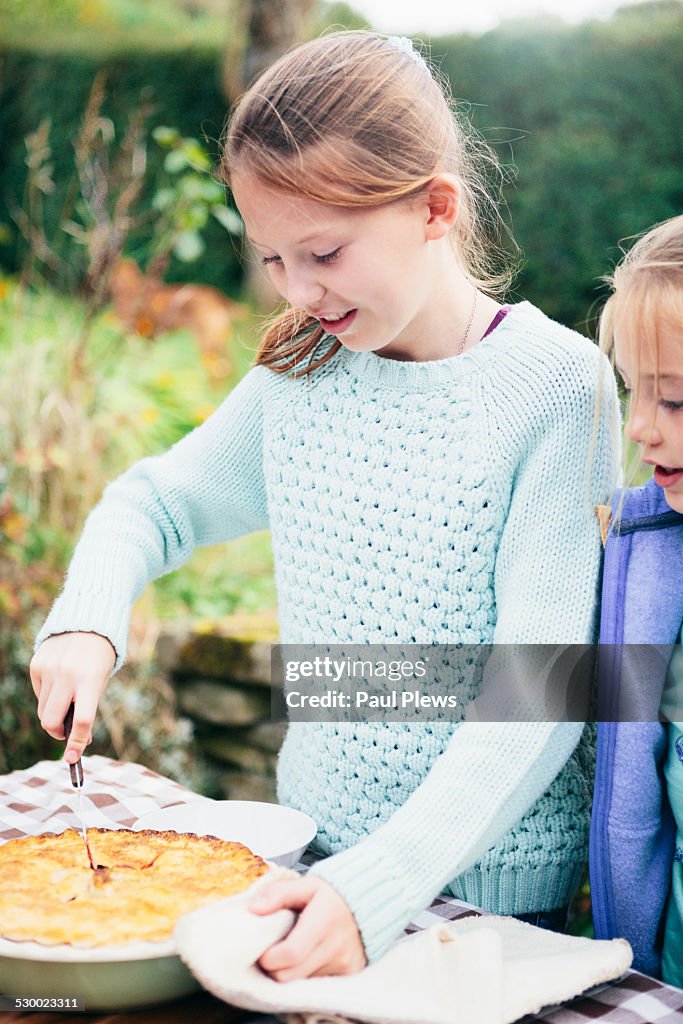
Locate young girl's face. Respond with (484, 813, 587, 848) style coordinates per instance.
(231, 172, 458, 361)
(615, 314, 683, 512)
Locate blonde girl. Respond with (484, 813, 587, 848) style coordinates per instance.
(590, 215, 683, 983)
(31, 31, 619, 978)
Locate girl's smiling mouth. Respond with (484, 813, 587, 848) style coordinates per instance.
(317, 310, 357, 334)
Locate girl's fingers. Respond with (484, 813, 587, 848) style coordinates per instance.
(37, 684, 69, 739)
(263, 938, 332, 982)
(287, 937, 365, 980)
(250, 878, 319, 914)
(40, 687, 77, 742)
(259, 913, 364, 980)
(253, 879, 326, 975)
(64, 704, 96, 763)
(29, 662, 43, 700)
(36, 677, 51, 720)
(257, 903, 327, 975)
(37, 683, 97, 758)
(307, 946, 366, 977)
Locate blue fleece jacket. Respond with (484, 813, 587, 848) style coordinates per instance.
(590, 477, 683, 977)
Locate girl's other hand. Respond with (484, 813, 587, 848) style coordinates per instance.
(250, 875, 367, 980)
(29, 632, 116, 763)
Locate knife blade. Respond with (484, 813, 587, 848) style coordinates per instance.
(63, 705, 95, 870)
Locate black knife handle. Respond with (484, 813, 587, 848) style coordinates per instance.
(63, 705, 84, 788)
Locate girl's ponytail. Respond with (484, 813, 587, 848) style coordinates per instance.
(256, 310, 338, 376)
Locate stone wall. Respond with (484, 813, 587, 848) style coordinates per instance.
(156, 614, 283, 802)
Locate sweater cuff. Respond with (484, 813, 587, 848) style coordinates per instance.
(34, 588, 129, 672)
(309, 840, 424, 963)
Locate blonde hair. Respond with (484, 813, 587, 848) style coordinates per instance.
(221, 30, 517, 375)
(598, 215, 683, 512)
(599, 214, 683, 364)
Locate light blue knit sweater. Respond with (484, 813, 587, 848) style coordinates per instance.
(36, 301, 620, 962)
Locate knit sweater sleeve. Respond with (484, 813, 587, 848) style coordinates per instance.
(34, 366, 270, 670)
(310, 334, 621, 963)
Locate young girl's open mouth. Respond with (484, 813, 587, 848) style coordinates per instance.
(654, 464, 683, 488)
(318, 310, 357, 334)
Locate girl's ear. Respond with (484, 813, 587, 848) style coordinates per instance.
(422, 174, 459, 240)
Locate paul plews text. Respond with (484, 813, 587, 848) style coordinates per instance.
(285, 689, 458, 710)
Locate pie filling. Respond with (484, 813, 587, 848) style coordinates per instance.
(0, 827, 268, 947)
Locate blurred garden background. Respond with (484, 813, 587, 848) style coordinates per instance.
(0, 0, 681, 930)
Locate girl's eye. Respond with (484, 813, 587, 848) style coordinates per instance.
(261, 255, 282, 266)
(661, 399, 683, 411)
(315, 247, 342, 264)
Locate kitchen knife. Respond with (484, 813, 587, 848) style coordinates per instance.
(63, 704, 95, 869)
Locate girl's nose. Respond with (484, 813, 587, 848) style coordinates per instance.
(626, 395, 662, 448)
(285, 269, 324, 309)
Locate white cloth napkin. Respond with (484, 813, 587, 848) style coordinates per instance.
(174, 868, 632, 1024)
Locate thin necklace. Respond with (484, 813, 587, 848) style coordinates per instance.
(456, 286, 478, 356)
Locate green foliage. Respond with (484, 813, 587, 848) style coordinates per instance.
(0, 0, 230, 55)
(432, 0, 683, 329)
(149, 125, 242, 269)
(0, 274, 272, 565)
(567, 879, 594, 938)
(6, 75, 241, 310)
(0, 49, 240, 292)
(2, 2, 681, 325)
(0, 0, 368, 53)
(315, 0, 370, 32)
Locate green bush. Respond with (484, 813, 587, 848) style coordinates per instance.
(2, 3, 682, 328)
(0, 48, 240, 291)
(433, 1, 683, 329)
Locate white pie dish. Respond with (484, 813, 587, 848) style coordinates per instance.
(134, 798, 317, 867)
(0, 801, 316, 1011)
(0, 932, 199, 1010)
(0, 854, 295, 1010)
(0, 863, 282, 1012)
(0, 802, 316, 1010)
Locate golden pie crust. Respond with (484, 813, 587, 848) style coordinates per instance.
(0, 828, 268, 947)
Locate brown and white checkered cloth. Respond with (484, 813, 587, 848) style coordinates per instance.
(2, 756, 683, 1023)
(0, 754, 193, 841)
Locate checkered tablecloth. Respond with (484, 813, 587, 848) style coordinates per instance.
(2, 756, 683, 1023)
(0, 755, 193, 841)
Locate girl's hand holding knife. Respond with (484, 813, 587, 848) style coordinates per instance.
(29, 631, 116, 763)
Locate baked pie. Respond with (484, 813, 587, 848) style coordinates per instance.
(0, 828, 268, 947)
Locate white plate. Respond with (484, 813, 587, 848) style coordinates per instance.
(134, 798, 317, 867)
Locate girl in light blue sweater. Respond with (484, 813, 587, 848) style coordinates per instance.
(31, 31, 620, 977)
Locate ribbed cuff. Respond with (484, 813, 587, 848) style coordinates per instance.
(34, 588, 130, 672)
(309, 841, 420, 963)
